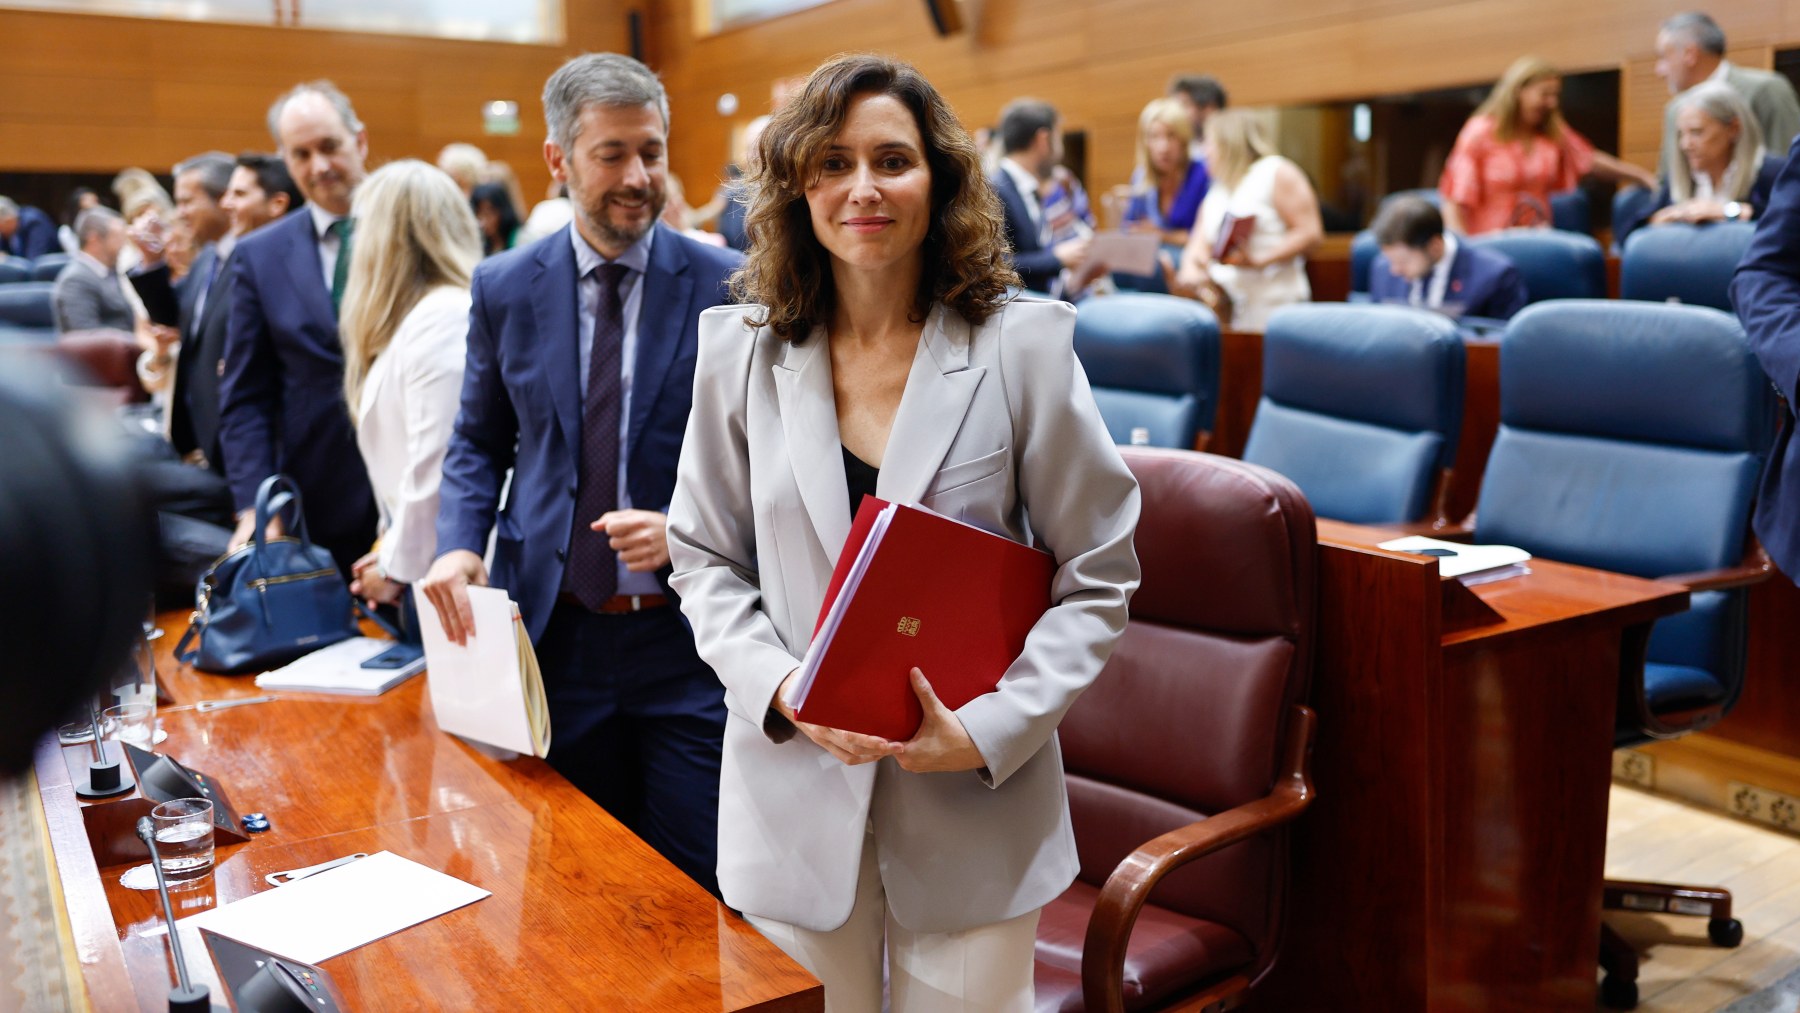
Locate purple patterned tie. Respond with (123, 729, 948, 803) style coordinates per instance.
(567, 262, 629, 610)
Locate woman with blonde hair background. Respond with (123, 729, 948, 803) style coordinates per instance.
(1439, 55, 1656, 235)
(1617, 81, 1785, 241)
(1121, 96, 1209, 245)
(337, 159, 482, 611)
(1174, 108, 1322, 330)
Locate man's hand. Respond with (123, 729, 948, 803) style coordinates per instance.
(1052, 236, 1091, 269)
(419, 549, 488, 646)
(228, 508, 283, 552)
(595, 509, 670, 572)
(349, 551, 405, 607)
(135, 321, 179, 356)
(773, 668, 901, 766)
(894, 669, 986, 774)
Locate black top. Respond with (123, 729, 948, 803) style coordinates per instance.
(842, 445, 879, 520)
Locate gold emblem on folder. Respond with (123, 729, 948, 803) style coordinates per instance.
(896, 616, 921, 637)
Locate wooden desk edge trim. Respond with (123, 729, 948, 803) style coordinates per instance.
(32, 733, 136, 1011)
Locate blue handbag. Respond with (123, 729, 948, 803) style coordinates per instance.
(175, 474, 363, 674)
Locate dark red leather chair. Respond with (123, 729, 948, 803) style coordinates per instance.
(55, 329, 148, 405)
(1035, 448, 1317, 1013)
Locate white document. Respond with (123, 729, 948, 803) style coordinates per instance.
(184, 851, 489, 964)
(414, 585, 551, 756)
(254, 637, 424, 696)
(1086, 230, 1162, 276)
(787, 502, 899, 712)
(1376, 535, 1532, 584)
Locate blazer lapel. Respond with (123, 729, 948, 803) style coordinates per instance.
(531, 228, 583, 450)
(773, 330, 852, 557)
(629, 224, 694, 462)
(879, 305, 985, 505)
(282, 216, 337, 333)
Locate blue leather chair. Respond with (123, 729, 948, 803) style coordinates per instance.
(1348, 229, 1378, 300)
(1469, 228, 1607, 304)
(1550, 188, 1592, 234)
(1471, 300, 1775, 1009)
(0, 282, 57, 344)
(1612, 186, 1660, 253)
(1242, 304, 1465, 524)
(29, 254, 71, 283)
(0, 260, 30, 285)
(1073, 294, 1220, 449)
(1619, 222, 1756, 311)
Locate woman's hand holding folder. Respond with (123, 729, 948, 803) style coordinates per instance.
(773, 667, 985, 773)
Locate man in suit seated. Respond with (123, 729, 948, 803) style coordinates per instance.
(0, 196, 58, 261)
(52, 208, 136, 334)
(1369, 195, 1529, 321)
(1734, 134, 1800, 585)
(422, 53, 742, 895)
(219, 81, 379, 579)
(988, 98, 1087, 294)
(1656, 13, 1800, 177)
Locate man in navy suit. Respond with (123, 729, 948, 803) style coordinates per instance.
(218, 81, 378, 578)
(988, 99, 1088, 294)
(1370, 195, 1530, 321)
(0, 197, 57, 261)
(421, 54, 741, 894)
(1732, 135, 1800, 583)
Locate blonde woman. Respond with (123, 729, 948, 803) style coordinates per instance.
(1440, 56, 1656, 235)
(1619, 82, 1785, 241)
(338, 160, 481, 609)
(1174, 109, 1323, 331)
(1121, 97, 1208, 245)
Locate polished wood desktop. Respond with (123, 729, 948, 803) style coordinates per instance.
(34, 614, 823, 1012)
(1248, 521, 1689, 1012)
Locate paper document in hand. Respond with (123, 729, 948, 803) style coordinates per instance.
(788, 497, 1055, 741)
(1087, 231, 1162, 276)
(414, 585, 552, 757)
(1377, 535, 1532, 585)
(184, 851, 489, 964)
(254, 636, 424, 696)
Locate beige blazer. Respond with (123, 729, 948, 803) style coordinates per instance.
(667, 296, 1140, 934)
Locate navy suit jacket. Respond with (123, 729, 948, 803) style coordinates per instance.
(132, 245, 232, 470)
(1618, 154, 1786, 244)
(437, 223, 742, 641)
(4, 206, 58, 260)
(989, 168, 1062, 294)
(218, 211, 376, 555)
(1369, 240, 1530, 321)
(1732, 136, 1800, 581)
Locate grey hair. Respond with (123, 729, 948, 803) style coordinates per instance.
(74, 206, 123, 246)
(267, 80, 364, 146)
(1671, 81, 1767, 202)
(0, 197, 16, 219)
(173, 151, 236, 201)
(542, 53, 669, 154)
(1662, 12, 1727, 56)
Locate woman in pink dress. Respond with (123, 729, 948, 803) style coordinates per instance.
(1440, 56, 1656, 235)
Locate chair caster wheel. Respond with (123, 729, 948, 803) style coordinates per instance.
(1601, 973, 1639, 1009)
(1709, 917, 1744, 948)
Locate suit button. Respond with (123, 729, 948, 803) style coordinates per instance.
(555, 548, 567, 562)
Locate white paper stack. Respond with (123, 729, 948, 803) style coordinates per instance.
(1377, 535, 1532, 585)
(255, 637, 424, 696)
(414, 585, 551, 757)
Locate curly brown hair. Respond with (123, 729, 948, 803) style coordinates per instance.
(730, 53, 1019, 341)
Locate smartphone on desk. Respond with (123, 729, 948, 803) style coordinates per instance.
(362, 642, 424, 669)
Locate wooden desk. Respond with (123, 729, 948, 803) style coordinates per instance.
(1247, 522, 1688, 1012)
(35, 613, 822, 1012)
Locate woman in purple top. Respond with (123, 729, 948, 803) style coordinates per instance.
(1121, 97, 1210, 245)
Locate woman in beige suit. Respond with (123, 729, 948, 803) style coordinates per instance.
(666, 55, 1140, 1012)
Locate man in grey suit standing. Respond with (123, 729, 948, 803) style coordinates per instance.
(52, 207, 135, 334)
(1656, 12, 1800, 177)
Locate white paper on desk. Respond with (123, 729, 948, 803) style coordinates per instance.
(184, 851, 489, 964)
(414, 584, 550, 756)
(1086, 230, 1161, 276)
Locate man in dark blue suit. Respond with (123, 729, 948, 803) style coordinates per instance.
(988, 99, 1088, 295)
(1732, 135, 1800, 583)
(1369, 195, 1529, 321)
(421, 54, 741, 895)
(0, 197, 58, 261)
(218, 81, 378, 578)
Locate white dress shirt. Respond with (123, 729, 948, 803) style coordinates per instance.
(308, 203, 345, 292)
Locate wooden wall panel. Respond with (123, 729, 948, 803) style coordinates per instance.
(0, 3, 636, 191)
(648, 0, 1800, 214)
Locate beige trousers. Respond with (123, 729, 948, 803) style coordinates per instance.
(745, 830, 1040, 1013)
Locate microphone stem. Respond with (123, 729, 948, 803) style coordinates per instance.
(140, 829, 197, 994)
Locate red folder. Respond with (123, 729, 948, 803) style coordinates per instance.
(794, 497, 1056, 741)
(1213, 212, 1256, 261)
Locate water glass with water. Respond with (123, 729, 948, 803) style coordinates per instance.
(150, 798, 214, 878)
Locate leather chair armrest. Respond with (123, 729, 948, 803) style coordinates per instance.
(1080, 705, 1317, 1013)
(1662, 547, 1773, 592)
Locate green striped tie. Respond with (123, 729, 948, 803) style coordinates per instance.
(329, 218, 353, 316)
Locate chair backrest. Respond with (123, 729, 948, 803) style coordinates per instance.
(1549, 188, 1591, 234)
(1620, 222, 1756, 311)
(0, 261, 31, 285)
(29, 254, 71, 283)
(0, 282, 56, 329)
(1242, 304, 1465, 524)
(1475, 301, 1775, 702)
(1612, 186, 1660, 252)
(1059, 448, 1314, 978)
(1469, 228, 1607, 303)
(1349, 229, 1378, 296)
(1073, 293, 1221, 448)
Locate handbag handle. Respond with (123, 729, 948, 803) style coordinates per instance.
(252, 474, 315, 557)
